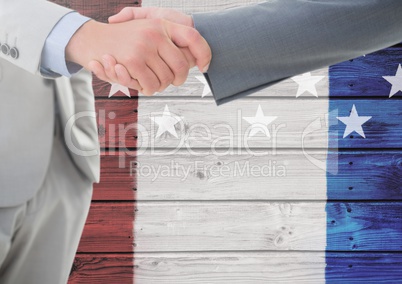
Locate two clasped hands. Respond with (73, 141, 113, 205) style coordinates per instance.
(66, 7, 211, 96)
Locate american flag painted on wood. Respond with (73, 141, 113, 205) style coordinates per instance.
(53, 0, 402, 283)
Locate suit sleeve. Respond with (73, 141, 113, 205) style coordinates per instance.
(0, 0, 73, 76)
(192, 0, 402, 105)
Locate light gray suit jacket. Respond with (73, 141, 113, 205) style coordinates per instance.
(193, 0, 402, 105)
(0, 0, 100, 207)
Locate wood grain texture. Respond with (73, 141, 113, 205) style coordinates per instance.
(133, 202, 401, 252)
(96, 99, 138, 148)
(69, 252, 402, 283)
(329, 99, 402, 149)
(93, 78, 139, 99)
(77, 203, 134, 253)
(134, 202, 400, 252)
(134, 252, 402, 283)
(137, 98, 402, 149)
(92, 152, 135, 201)
(135, 150, 402, 201)
(50, 0, 140, 22)
(327, 151, 402, 200)
(69, 254, 134, 284)
(137, 98, 329, 149)
(330, 47, 402, 97)
(150, 67, 328, 98)
(93, 150, 402, 201)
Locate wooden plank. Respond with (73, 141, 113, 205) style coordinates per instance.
(133, 251, 326, 283)
(135, 149, 327, 201)
(137, 98, 402, 149)
(327, 151, 402, 200)
(94, 150, 402, 201)
(133, 252, 402, 283)
(328, 99, 402, 149)
(134, 202, 402, 252)
(69, 254, 134, 284)
(137, 98, 329, 149)
(330, 46, 402, 97)
(77, 203, 135, 253)
(96, 99, 138, 148)
(50, 0, 141, 22)
(93, 79, 138, 99)
(135, 150, 402, 201)
(78, 202, 401, 252)
(325, 252, 402, 283)
(92, 152, 135, 201)
(151, 67, 328, 99)
(68, 252, 402, 283)
(325, 202, 402, 251)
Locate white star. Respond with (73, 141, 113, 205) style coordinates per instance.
(337, 105, 372, 139)
(196, 76, 212, 98)
(151, 105, 183, 138)
(108, 83, 131, 98)
(383, 64, 402, 98)
(291, 72, 325, 98)
(243, 105, 277, 138)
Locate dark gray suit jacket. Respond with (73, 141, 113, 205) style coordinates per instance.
(193, 0, 402, 105)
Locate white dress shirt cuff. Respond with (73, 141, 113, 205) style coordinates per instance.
(41, 12, 91, 77)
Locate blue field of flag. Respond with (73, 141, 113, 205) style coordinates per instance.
(326, 47, 402, 282)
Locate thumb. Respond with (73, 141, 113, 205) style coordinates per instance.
(169, 24, 212, 73)
(109, 7, 149, 23)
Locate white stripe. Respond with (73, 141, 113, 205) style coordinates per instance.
(136, 1, 329, 282)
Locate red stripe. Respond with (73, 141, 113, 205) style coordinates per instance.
(47, 1, 141, 283)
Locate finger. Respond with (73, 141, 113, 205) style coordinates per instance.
(109, 7, 151, 23)
(168, 24, 212, 73)
(102, 54, 119, 83)
(88, 60, 111, 83)
(158, 41, 190, 86)
(133, 65, 161, 96)
(115, 64, 143, 91)
(146, 56, 175, 92)
(180, 47, 197, 68)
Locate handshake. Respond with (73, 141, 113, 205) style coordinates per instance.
(66, 7, 212, 96)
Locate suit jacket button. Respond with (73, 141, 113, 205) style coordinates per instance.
(1, 44, 10, 56)
(10, 47, 19, 59)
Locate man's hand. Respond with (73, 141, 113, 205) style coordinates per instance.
(66, 18, 211, 96)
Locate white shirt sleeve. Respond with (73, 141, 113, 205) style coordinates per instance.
(40, 12, 91, 77)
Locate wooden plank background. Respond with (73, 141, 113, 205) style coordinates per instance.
(49, 0, 402, 283)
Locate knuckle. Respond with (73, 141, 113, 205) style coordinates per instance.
(148, 18, 164, 31)
(185, 28, 201, 42)
(126, 56, 143, 70)
(147, 80, 161, 93)
(172, 59, 189, 76)
(160, 73, 174, 87)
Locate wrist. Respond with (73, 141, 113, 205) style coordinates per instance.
(66, 20, 105, 67)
